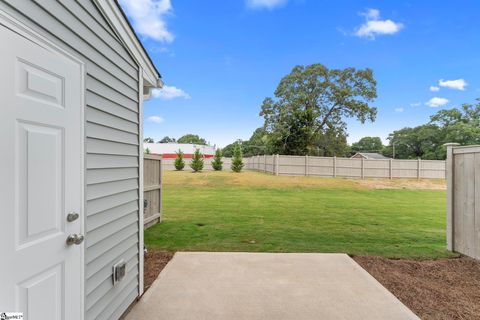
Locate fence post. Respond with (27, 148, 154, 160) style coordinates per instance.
(444, 143, 459, 251)
(305, 155, 309, 176)
(389, 159, 393, 179)
(275, 154, 279, 176)
(417, 158, 421, 180)
(361, 158, 365, 179)
(333, 156, 337, 177)
(159, 158, 163, 222)
(264, 154, 267, 173)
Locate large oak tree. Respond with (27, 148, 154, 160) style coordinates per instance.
(260, 64, 377, 155)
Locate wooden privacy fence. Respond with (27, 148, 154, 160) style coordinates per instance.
(446, 144, 480, 259)
(245, 155, 446, 179)
(143, 154, 162, 228)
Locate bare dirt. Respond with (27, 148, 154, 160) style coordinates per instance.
(357, 178, 446, 190)
(144, 250, 480, 319)
(144, 249, 175, 292)
(354, 256, 480, 320)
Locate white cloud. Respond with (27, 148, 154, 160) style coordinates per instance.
(410, 102, 421, 107)
(429, 86, 440, 92)
(119, 0, 174, 42)
(394, 107, 404, 113)
(148, 115, 164, 123)
(364, 8, 380, 20)
(426, 97, 449, 108)
(152, 85, 190, 100)
(246, 0, 288, 10)
(438, 79, 467, 91)
(354, 9, 404, 39)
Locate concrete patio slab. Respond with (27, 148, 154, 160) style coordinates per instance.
(125, 252, 419, 320)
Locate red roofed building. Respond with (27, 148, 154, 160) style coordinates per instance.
(144, 143, 216, 158)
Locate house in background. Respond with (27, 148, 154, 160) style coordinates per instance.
(351, 152, 391, 160)
(0, 1, 161, 319)
(145, 142, 216, 158)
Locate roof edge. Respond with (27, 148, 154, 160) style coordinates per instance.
(93, 0, 162, 87)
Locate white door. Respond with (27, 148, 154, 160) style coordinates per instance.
(0, 22, 83, 320)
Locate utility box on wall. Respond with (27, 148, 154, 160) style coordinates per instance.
(113, 260, 127, 286)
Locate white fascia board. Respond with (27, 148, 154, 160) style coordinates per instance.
(93, 0, 161, 88)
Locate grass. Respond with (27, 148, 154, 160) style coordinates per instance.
(145, 171, 454, 259)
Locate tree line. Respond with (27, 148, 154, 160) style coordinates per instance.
(222, 63, 479, 160)
(145, 64, 479, 160)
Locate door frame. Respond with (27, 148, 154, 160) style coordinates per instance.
(0, 8, 86, 319)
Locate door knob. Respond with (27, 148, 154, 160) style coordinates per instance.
(66, 212, 79, 222)
(66, 234, 84, 245)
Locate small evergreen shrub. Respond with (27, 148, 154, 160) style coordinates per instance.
(211, 149, 223, 171)
(190, 148, 204, 172)
(174, 149, 185, 171)
(145, 147, 151, 154)
(231, 143, 244, 172)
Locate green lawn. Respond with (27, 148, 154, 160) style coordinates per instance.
(145, 171, 454, 259)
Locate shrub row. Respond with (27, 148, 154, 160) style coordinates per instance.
(174, 143, 244, 172)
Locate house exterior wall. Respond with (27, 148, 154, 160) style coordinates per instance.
(0, 1, 142, 319)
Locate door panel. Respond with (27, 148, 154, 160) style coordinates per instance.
(0, 22, 83, 320)
(17, 263, 64, 320)
(18, 122, 64, 246)
(16, 59, 65, 108)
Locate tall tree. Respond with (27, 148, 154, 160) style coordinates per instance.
(222, 143, 235, 158)
(159, 136, 176, 143)
(260, 64, 377, 155)
(243, 127, 271, 156)
(351, 136, 384, 153)
(178, 134, 207, 144)
(143, 137, 154, 143)
(314, 127, 349, 157)
(222, 140, 248, 157)
(385, 101, 480, 160)
(386, 125, 443, 159)
(430, 102, 480, 146)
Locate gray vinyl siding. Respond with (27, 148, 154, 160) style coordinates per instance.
(0, 1, 141, 319)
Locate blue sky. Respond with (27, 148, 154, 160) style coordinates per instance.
(119, 0, 480, 147)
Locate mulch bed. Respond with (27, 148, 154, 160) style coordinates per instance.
(144, 250, 480, 319)
(144, 249, 175, 292)
(354, 256, 480, 320)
